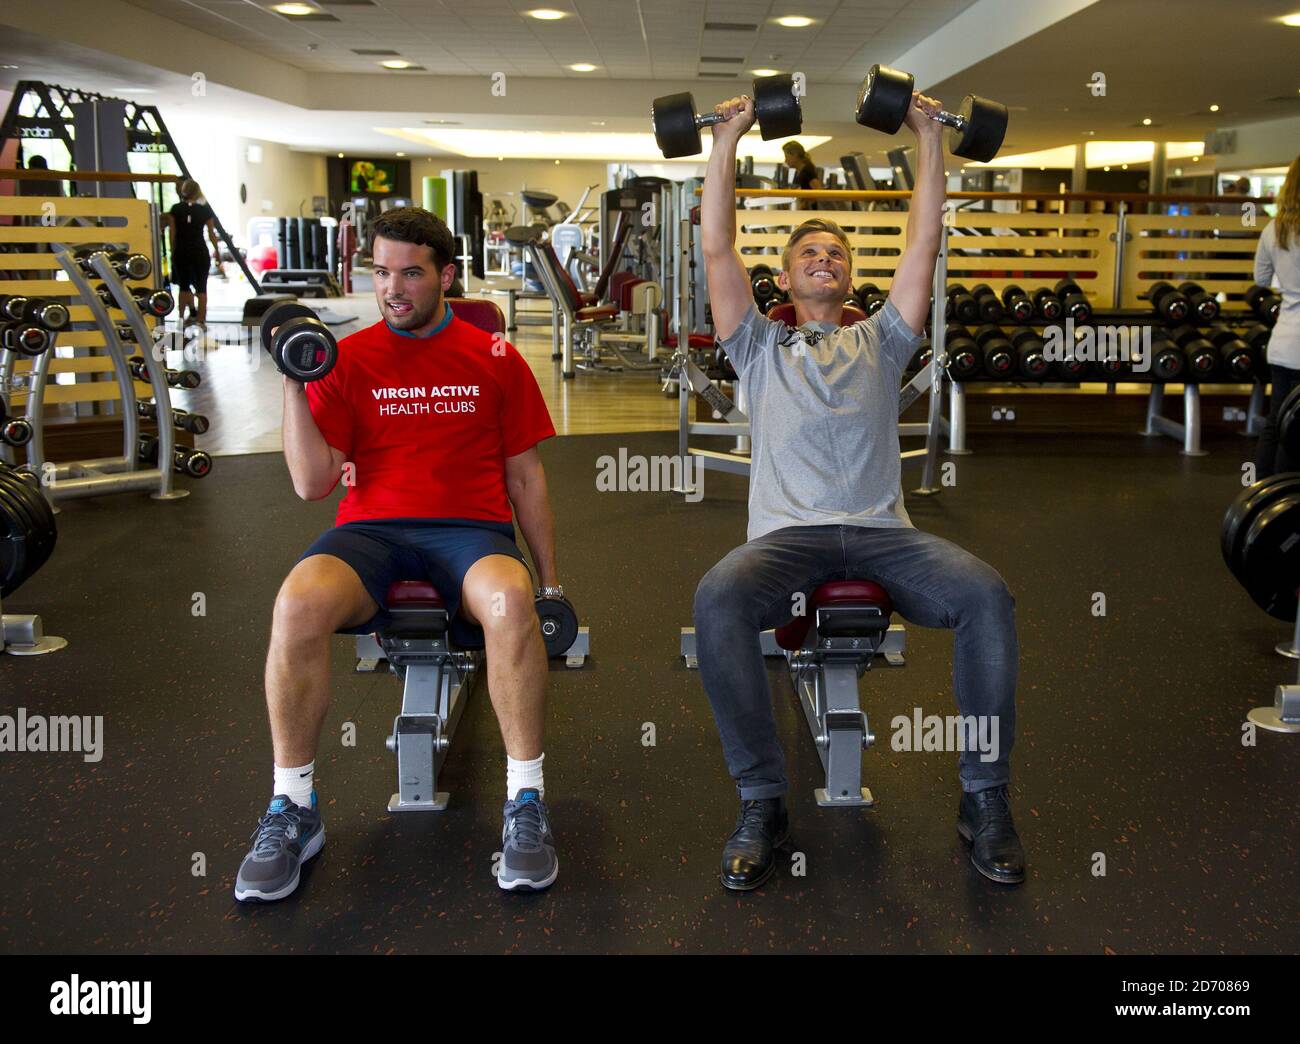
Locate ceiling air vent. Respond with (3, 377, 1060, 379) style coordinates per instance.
(703, 22, 757, 31)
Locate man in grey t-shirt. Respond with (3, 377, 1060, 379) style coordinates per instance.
(695, 92, 1023, 891)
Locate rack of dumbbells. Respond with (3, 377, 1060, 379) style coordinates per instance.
(939, 277, 1273, 457)
(16, 245, 212, 499)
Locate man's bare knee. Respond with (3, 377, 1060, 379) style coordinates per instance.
(273, 556, 374, 638)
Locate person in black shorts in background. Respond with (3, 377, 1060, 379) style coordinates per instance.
(165, 179, 223, 328)
(782, 141, 823, 192)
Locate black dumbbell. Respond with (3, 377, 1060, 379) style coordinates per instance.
(0, 294, 69, 330)
(1008, 328, 1049, 379)
(1241, 323, 1271, 357)
(946, 283, 980, 324)
(1032, 287, 1063, 321)
(1177, 281, 1219, 322)
(1169, 326, 1218, 381)
(1000, 284, 1035, 323)
(127, 356, 202, 389)
(260, 301, 338, 382)
(535, 593, 579, 658)
(904, 339, 932, 376)
(943, 323, 982, 381)
(652, 74, 802, 159)
(1, 417, 34, 447)
(1208, 326, 1256, 381)
(712, 346, 737, 381)
(750, 264, 778, 303)
(136, 400, 211, 435)
(94, 284, 174, 317)
(973, 324, 1015, 377)
(1049, 331, 1090, 380)
(1, 320, 54, 357)
(1052, 279, 1092, 323)
(1148, 281, 1189, 322)
(761, 290, 789, 314)
(75, 247, 151, 281)
(1149, 333, 1185, 381)
(854, 282, 887, 316)
(855, 64, 1007, 162)
(968, 284, 1005, 323)
(1245, 285, 1281, 325)
(174, 445, 213, 479)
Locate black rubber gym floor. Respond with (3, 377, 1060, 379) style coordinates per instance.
(1, 429, 1297, 954)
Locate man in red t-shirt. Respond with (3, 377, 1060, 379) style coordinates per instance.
(236, 208, 561, 902)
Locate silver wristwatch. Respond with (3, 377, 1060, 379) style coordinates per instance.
(537, 584, 565, 600)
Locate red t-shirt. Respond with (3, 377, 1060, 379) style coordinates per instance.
(305, 315, 555, 526)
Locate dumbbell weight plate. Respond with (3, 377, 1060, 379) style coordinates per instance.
(752, 74, 801, 140)
(652, 92, 702, 159)
(1239, 494, 1300, 620)
(949, 95, 1008, 163)
(855, 64, 914, 134)
(0, 471, 54, 596)
(536, 595, 578, 659)
(8, 470, 56, 564)
(1279, 386, 1300, 461)
(1221, 474, 1300, 582)
(0, 482, 30, 598)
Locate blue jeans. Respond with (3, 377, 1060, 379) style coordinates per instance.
(693, 524, 1018, 799)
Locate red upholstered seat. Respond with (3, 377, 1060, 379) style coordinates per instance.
(384, 581, 445, 609)
(576, 304, 619, 321)
(611, 273, 644, 312)
(767, 302, 868, 328)
(447, 297, 506, 336)
(774, 580, 891, 651)
(662, 332, 716, 349)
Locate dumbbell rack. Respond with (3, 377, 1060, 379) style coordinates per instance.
(672, 219, 949, 497)
(943, 310, 1272, 458)
(0, 588, 66, 656)
(19, 248, 187, 502)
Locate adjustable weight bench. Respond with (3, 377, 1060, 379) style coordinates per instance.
(682, 580, 905, 807)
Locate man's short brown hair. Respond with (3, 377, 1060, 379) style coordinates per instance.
(369, 206, 455, 269)
(781, 218, 852, 271)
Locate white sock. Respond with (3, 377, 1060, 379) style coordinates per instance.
(273, 761, 315, 809)
(507, 754, 544, 800)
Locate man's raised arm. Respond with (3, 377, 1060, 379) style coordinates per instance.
(701, 96, 760, 342)
(887, 92, 947, 336)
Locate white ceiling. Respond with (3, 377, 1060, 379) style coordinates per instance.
(116, 0, 978, 81)
(2, 0, 1298, 163)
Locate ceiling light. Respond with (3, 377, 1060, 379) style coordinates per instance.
(271, 3, 318, 15)
(775, 15, 813, 27)
(381, 59, 413, 69)
(1281, 12, 1300, 25)
(1141, 117, 1152, 125)
(1174, 167, 1183, 176)
(526, 8, 568, 19)
(591, 121, 606, 126)
(1103, 165, 1111, 172)
(569, 63, 597, 72)
(396, 152, 405, 157)
(1121, 164, 1128, 169)
(1192, 156, 1199, 162)
(337, 152, 344, 158)
(751, 68, 780, 77)
(1209, 104, 1219, 112)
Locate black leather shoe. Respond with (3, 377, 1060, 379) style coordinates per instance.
(957, 786, 1025, 885)
(720, 797, 789, 892)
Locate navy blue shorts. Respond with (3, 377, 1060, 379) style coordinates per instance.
(298, 517, 528, 647)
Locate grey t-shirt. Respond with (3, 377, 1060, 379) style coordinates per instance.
(1255, 220, 1300, 369)
(718, 299, 924, 542)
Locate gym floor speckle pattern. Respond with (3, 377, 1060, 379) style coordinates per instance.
(1, 429, 1297, 954)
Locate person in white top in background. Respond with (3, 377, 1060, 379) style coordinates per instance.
(1253, 156, 1300, 477)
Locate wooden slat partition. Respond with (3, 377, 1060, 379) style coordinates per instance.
(0, 195, 157, 409)
(1120, 214, 1265, 309)
(735, 206, 909, 286)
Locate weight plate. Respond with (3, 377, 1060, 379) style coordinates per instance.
(1240, 494, 1300, 620)
(1280, 386, 1300, 460)
(949, 95, 1008, 163)
(535, 595, 578, 659)
(2, 469, 56, 567)
(275, 316, 338, 382)
(753, 74, 801, 140)
(260, 301, 318, 354)
(1221, 473, 1300, 580)
(855, 64, 913, 134)
(652, 92, 701, 159)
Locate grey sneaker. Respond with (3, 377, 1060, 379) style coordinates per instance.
(234, 793, 325, 903)
(498, 788, 558, 892)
